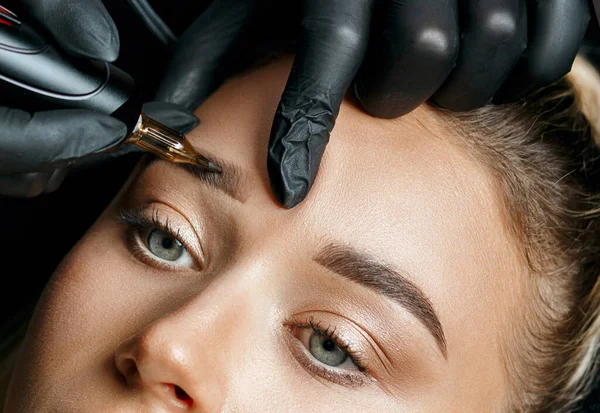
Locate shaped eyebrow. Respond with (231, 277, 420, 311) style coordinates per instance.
(151, 155, 246, 203)
(314, 243, 447, 358)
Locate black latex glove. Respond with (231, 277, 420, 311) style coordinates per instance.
(0, 100, 199, 197)
(155, 0, 591, 208)
(0, 0, 121, 197)
(0, 0, 199, 197)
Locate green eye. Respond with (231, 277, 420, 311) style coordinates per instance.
(146, 228, 185, 261)
(309, 332, 349, 367)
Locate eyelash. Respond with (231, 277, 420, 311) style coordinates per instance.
(286, 316, 372, 388)
(118, 207, 200, 271)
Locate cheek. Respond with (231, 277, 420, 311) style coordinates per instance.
(18, 223, 134, 368)
(14, 217, 185, 383)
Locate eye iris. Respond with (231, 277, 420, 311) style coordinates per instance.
(309, 332, 348, 367)
(147, 229, 184, 261)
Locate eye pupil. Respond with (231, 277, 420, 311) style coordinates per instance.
(322, 339, 336, 352)
(161, 237, 174, 249)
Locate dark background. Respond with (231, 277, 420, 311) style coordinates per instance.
(0, 1, 599, 411)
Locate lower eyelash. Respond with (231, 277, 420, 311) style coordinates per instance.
(125, 230, 163, 269)
(285, 318, 372, 388)
(290, 340, 368, 387)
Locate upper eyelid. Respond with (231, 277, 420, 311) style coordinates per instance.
(145, 200, 209, 265)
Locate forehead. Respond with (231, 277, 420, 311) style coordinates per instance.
(187, 57, 517, 270)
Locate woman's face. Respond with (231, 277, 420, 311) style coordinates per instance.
(5, 57, 528, 412)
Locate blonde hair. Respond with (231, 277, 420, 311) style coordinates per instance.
(441, 55, 600, 412)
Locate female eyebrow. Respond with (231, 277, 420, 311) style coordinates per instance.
(149, 155, 246, 202)
(315, 243, 448, 359)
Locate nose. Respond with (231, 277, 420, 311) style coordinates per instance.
(114, 328, 195, 410)
(113, 320, 225, 412)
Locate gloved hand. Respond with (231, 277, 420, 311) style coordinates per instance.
(0, 0, 198, 197)
(155, 0, 592, 208)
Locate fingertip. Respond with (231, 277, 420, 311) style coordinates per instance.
(267, 114, 327, 209)
(267, 157, 310, 209)
(48, 0, 120, 61)
(59, 25, 120, 62)
(353, 81, 414, 118)
(283, 190, 308, 209)
(43, 168, 69, 194)
(0, 172, 51, 198)
(92, 115, 128, 150)
(495, 0, 589, 103)
(179, 116, 200, 134)
(352, 0, 459, 119)
(142, 101, 200, 133)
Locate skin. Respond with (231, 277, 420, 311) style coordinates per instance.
(3, 57, 529, 412)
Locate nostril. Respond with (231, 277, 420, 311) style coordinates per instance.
(114, 355, 139, 386)
(173, 384, 193, 407)
(121, 359, 138, 381)
(122, 358, 138, 377)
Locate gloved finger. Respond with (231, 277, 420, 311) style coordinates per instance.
(494, 0, 591, 103)
(268, 0, 374, 208)
(155, 0, 265, 110)
(0, 107, 127, 174)
(432, 0, 527, 111)
(74, 141, 143, 168)
(19, 0, 119, 61)
(42, 167, 68, 193)
(0, 168, 69, 198)
(0, 170, 54, 198)
(353, 0, 459, 118)
(142, 101, 199, 134)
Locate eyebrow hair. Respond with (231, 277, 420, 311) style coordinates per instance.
(149, 156, 246, 202)
(314, 243, 447, 358)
